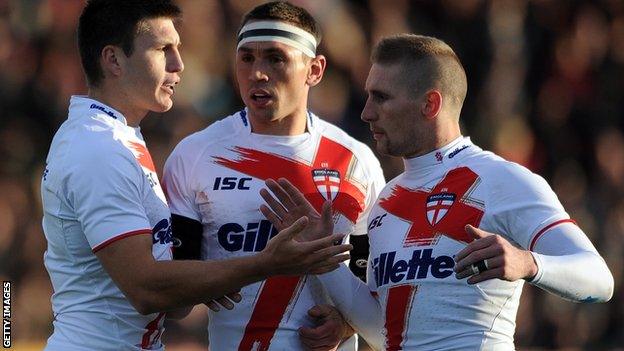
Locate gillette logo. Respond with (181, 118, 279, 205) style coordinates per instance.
(372, 249, 454, 287)
(218, 220, 278, 252)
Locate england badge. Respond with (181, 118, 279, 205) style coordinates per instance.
(312, 169, 341, 202)
(426, 193, 456, 226)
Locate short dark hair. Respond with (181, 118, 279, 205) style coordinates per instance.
(78, 0, 182, 87)
(238, 1, 322, 45)
(372, 34, 467, 108)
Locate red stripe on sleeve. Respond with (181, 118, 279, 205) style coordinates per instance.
(92, 229, 153, 253)
(529, 219, 577, 251)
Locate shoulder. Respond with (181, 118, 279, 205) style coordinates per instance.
(314, 117, 381, 169)
(470, 152, 547, 185)
(168, 113, 241, 163)
(47, 123, 144, 198)
(462, 150, 555, 201)
(68, 120, 138, 174)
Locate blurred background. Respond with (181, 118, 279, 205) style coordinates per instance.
(0, 0, 622, 350)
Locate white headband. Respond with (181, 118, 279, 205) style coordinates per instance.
(237, 20, 318, 58)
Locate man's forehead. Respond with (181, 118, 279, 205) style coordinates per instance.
(366, 64, 396, 86)
(138, 17, 180, 44)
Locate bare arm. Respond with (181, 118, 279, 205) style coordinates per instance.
(96, 217, 352, 315)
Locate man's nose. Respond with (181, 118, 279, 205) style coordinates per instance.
(168, 48, 184, 73)
(361, 98, 376, 122)
(250, 62, 269, 82)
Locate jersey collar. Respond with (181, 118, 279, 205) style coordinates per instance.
(68, 95, 129, 126)
(403, 136, 475, 175)
(236, 108, 317, 135)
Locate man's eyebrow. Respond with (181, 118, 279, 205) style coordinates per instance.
(262, 48, 287, 55)
(368, 89, 388, 96)
(154, 38, 182, 47)
(237, 46, 288, 55)
(238, 47, 253, 53)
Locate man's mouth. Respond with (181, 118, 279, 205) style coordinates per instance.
(250, 89, 272, 104)
(370, 129, 385, 141)
(162, 83, 175, 95)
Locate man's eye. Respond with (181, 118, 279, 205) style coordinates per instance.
(270, 55, 285, 64)
(241, 55, 253, 63)
(372, 93, 387, 102)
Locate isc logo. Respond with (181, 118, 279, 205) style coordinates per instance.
(213, 177, 252, 190)
(368, 213, 387, 230)
(218, 220, 278, 252)
(152, 218, 173, 245)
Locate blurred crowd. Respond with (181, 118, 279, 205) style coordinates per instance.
(0, 0, 622, 349)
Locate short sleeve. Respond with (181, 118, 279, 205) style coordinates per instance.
(485, 162, 570, 250)
(162, 144, 201, 221)
(67, 148, 152, 251)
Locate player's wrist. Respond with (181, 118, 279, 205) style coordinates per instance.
(524, 250, 540, 282)
(340, 318, 356, 340)
(250, 251, 274, 279)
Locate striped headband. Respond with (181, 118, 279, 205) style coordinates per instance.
(237, 20, 318, 58)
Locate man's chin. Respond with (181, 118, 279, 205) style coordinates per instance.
(374, 142, 389, 155)
(375, 143, 400, 157)
(247, 107, 277, 120)
(152, 100, 174, 113)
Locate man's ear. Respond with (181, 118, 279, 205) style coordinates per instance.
(306, 54, 326, 87)
(421, 89, 443, 120)
(100, 45, 125, 79)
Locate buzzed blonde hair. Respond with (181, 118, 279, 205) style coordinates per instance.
(372, 34, 467, 109)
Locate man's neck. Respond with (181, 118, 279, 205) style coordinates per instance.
(248, 110, 308, 136)
(88, 87, 146, 127)
(404, 119, 462, 159)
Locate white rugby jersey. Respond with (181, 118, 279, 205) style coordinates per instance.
(163, 109, 385, 350)
(41, 96, 173, 351)
(366, 137, 572, 350)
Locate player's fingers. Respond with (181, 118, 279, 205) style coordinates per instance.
(260, 204, 285, 230)
(214, 296, 234, 310)
(260, 188, 289, 219)
(265, 178, 296, 209)
(278, 216, 309, 241)
(307, 239, 352, 257)
(302, 233, 346, 252)
(299, 325, 328, 340)
(299, 324, 337, 343)
(227, 291, 242, 303)
(307, 305, 326, 318)
(465, 224, 493, 241)
(321, 201, 333, 230)
(205, 300, 220, 312)
(278, 178, 311, 207)
(467, 267, 504, 284)
(299, 329, 336, 350)
(455, 235, 496, 262)
(455, 256, 502, 280)
(307, 253, 350, 274)
(454, 245, 499, 273)
(309, 264, 340, 275)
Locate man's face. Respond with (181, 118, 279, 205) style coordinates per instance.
(123, 17, 183, 114)
(236, 40, 311, 123)
(361, 63, 425, 157)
